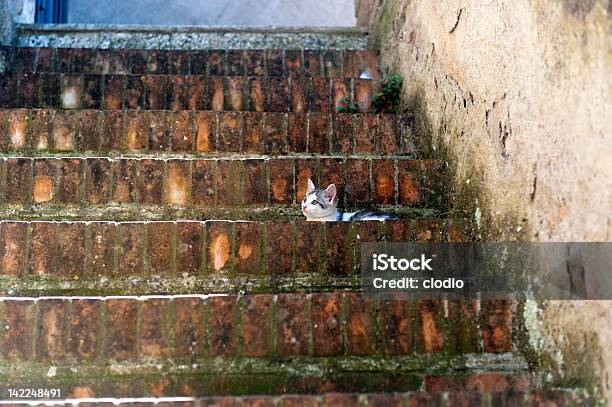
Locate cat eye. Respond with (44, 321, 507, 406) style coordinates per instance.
(312, 200, 319, 205)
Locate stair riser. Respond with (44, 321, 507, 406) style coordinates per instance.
(0, 219, 471, 277)
(0, 157, 445, 208)
(0, 74, 376, 113)
(0, 295, 513, 362)
(0, 110, 413, 156)
(1, 47, 379, 78)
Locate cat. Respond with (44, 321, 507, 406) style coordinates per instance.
(301, 178, 399, 221)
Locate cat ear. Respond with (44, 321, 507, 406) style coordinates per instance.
(324, 184, 337, 202)
(307, 178, 316, 194)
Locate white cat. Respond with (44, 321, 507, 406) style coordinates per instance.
(301, 178, 398, 222)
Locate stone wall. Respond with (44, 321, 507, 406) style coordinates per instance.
(357, 0, 611, 402)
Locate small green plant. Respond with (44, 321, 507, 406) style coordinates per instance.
(336, 96, 359, 113)
(371, 74, 403, 114)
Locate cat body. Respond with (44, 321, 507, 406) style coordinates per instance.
(301, 179, 398, 222)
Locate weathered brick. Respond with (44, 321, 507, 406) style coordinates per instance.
(194, 111, 216, 152)
(359, 50, 379, 80)
(446, 392, 483, 407)
(241, 295, 273, 357)
(145, 75, 167, 110)
(139, 159, 164, 204)
(27, 109, 50, 150)
(312, 293, 342, 356)
(84, 158, 110, 204)
(311, 78, 330, 111)
(176, 222, 203, 275)
(381, 297, 413, 355)
(77, 110, 102, 150)
(51, 110, 76, 151)
(36, 299, 68, 361)
(323, 51, 342, 77)
(168, 50, 190, 75)
(332, 78, 351, 114)
(243, 159, 267, 204)
(373, 159, 395, 204)
(0, 222, 27, 275)
(235, 222, 261, 274)
(446, 220, 473, 242)
(332, 113, 354, 153)
(241, 397, 275, 407)
(325, 222, 353, 275)
(379, 114, 400, 154)
(303, 51, 321, 77)
(422, 160, 446, 208)
(267, 50, 284, 77)
(87, 222, 115, 275)
(269, 159, 294, 204)
(285, 51, 303, 76)
(55, 48, 73, 73)
(249, 78, 267, 112)
(354, 79, 372, 112)
(308, 112, 330, 153)
(6, 108, 28, 149)
(281, 396, 318, 407)
(32, 158, 56, 204)
(322, 394, 358, 407)
(41, 73, 61, 107)
(103, 110, 123, 150)
(70, 299, 101, 360)
(186, 76, 206, 110)
(207, 50, 226, 76)
(290, 77, 309, 113)
(105, 299, 137, 360)
(56, 222, 85, 276)
(398, 160, 421, 206)
(345, 158, 370, 204)
(112, 159, 138, 203)
(208, 76, 225, 111)
(174, 297, 205, 357)
(140, 299, 170, 358)
(295, 158, 317, 202)
(277, 293, 309, 356)
(117, 223, 144, 274)
(417, 300, 445, 353)
(269, 78, 289, 112)
(344, 293, 377, 355)
(1, 300, 34, 360)
(207, 221, 233, 272)
(218, 111, 243, 152)
(265, 222, 293, 274)
(466, 373, 530, 392)
(165, 160, 190, 205)
(208, 296, 238, 356)
(245, 51, 265, 76)
(29, 222, 55, 275)
(262, 112, 287, 153)
(148, 222, 174, 274)
(171, 110, 193, 151)
(57, 158, 82, 204)
(82, 74, 102, 109)
(354, 113, 377, 152)
(192, 159, 216, 205)
(96, 49, 129, 74)
(125, 75, 145, 109)
(482, 300, 512, 353)
(72, 48, 96, 73)
(216, 160, 242, 205)
(343, 51, 359, 78)
(125, 110, 149, 150)
(19, 72, 41, 107)
(168, 75, 186, 110)
(103, 75, 123, 110)
(189, 51, 207, 75)
(0, 74, 17, 107)
(295, 221, 320, 273)
(367, 394, 402, 407)
(226, 77, 247, 111)
(407, 393, 442, 407)
(148, 50, 169, 74)
(415, 219, 442, 242)
(320, 158, 344, 202)
(5, 158, 31, 204)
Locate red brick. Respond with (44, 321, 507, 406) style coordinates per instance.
(277, 294, 309, 356)
(311, 78, 330, 111)
(281, 396, 318, 407)
(373, 159, 395, 204)
(243, 51, 263, 76)
(124, 111, 148, 150)
(96, 49, 129, 74)
(398, 160, 421, 206)
(32, 158, 56, 204)
(343, 51, 359, 78)
(269, 78, 289, 112)
(466, 373, 530, 392)
(325, 222, 353, 275)
(103, 110, 123, 150)
(117, 223, 144, 274)
(354, 114, 376, 152)
(344, 293, 377, 355)
(1, 300, 34, 360)
(0, 222, 27, 275)
(208, 77, 225, 111)
(56, 222, 85, 276)
(206, 50, 226, 76)
(168, 75, 186, 111)
(249, 78, 267, 112)
(285, 50, 303, 76)
(125, 75, 145, 109)
(186, 76, 206, 110)
(267, 50, 284, 76)
(243, 159, 267, 204)
(77, 110, 102, 150)
(345, 159, 370, 204)
(367, 394, 402, 407)
(174, 297, 205, 357)
(105, 299, 137, 360)
(166, 160, 190, 205)
(57, 158, 82, 204)
(148, 50, 169, 74)
(312, 293, 342, 356)
(70, 299, 101, 360)
(207, 221, 233, 272)
(290, 77, 309, 113)
(407, 393, 442, 407)
(379, 114, 400, 153)
(171, 110, 193, 151)
(0, 74, 17, 107)
(55, 48, 73, 73)
(320, 158, 344, 201)
(262, 113, 287, 153)
(194, 111, 216, 152)
(103, 75, 124, 110)
(332, 78, 350, 113)
(322, 394, 358, 407)
(265, 222, 293, 274)
(216, 160, 242, 205)
(192, 160, 216, 205)
(359, 50, 379, 80)
(139, 159, 164, 204)
(226, 77, 247, 111)
(36, 299, 68, 361)
(269, 159, 294, 204)
(243, 112, 263, 152)
(176, 222, 203, 275)
(381, 297, 413, 355)
(446, 220, 473, 242)
(5, 109, 29, 149)
(112, 159, 138, 203)
(19, 72, 41, 107)
(224, 50, 243, 76)
(51, 110, 76, 151)
(169, 50, 190, 75)
(303, 51, 321, 77)
(295, 221, 321, 273)
(140, 299, 170, 358)
(241, 397, 274, 407)
(448, 300, 481, 353)
(422, 160, 446, 208)
(41, 73, 61, 107)
(87, 223, 115, 275)
(5, 158, 31, 204)
(71, 48, 95, 73)
(218, 112, 243, 151)
(84, 158, 110, 204)
(308, 112, 330, 153)
(235, 222, 261, 274)
(354, 79, 372, 112)
(208, 296, 238, 356)
(241, 295, 273, 357)
(82, 74, 102, 109)
(287, 113, 308, 152)
(323, 51, 342, 77)
(145, 75, 167, 110)
(482, 300, 513, 353)
(417, 300, 445, 353)
(148, 222, 174, 274)
(415, 219, 442, 242)
(28, 222, 54, 275)
(332, 113, 354, 153)
(295, 158, 317, 203)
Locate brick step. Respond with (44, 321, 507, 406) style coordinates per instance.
(1, 47, 379, 78)
(0, 219, 470, 280)
(0, 391, 588, 406)
(0, 157, 445, 209)
(0, 73, 377, 113)
(1, 110, 415, 156)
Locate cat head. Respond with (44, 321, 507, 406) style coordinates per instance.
(301, 178, 338, 220)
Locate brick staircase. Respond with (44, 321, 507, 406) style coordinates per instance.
(0, 43, 584, 405)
